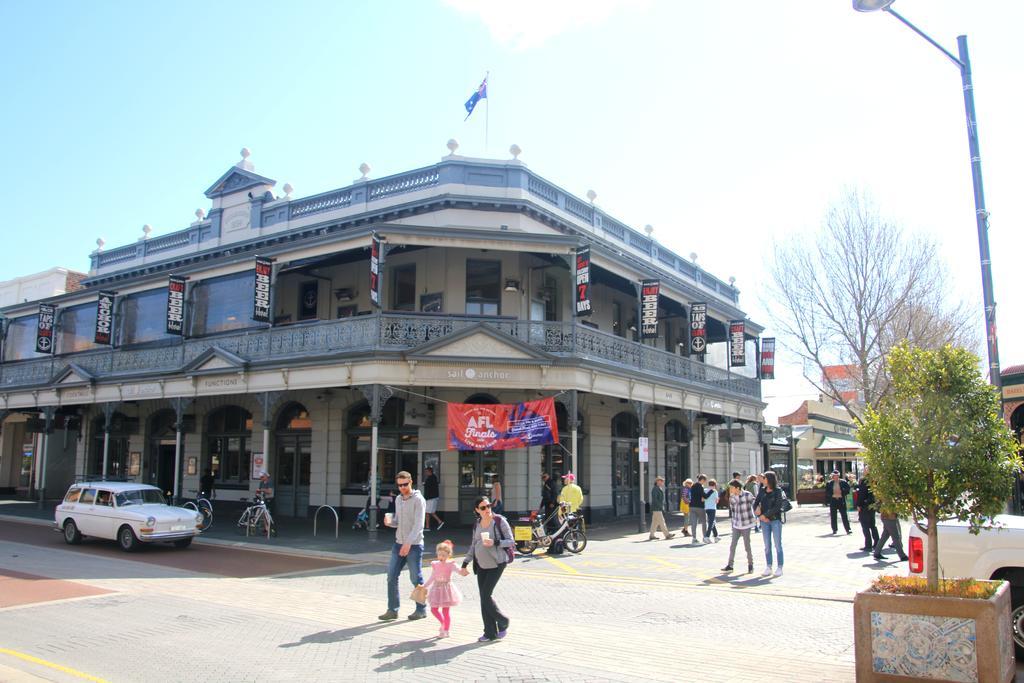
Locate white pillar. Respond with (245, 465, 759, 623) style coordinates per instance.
(101, 430, 110, 479)
(173, 427, 182, 502)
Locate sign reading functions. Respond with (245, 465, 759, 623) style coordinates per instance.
(369, 233, 381, 307)
(760, 337, 776, 380)
(35, 304, 56, 354)
(166, 276, 186, 335)
(690, 302, 707, 355)
(94, 291, 115, 345)
(253, 257, 272, 323)
(574, 246, 592, 316)
(729, 320, 746, 367)
(640, 279, 660, 339)
(447, 397, 559, 451)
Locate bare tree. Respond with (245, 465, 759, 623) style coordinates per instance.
(765, 190, 976, 423)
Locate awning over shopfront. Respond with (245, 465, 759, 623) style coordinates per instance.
(815, 435, 864, 452)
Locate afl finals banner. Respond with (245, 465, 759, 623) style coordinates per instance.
(447, 397, 559, 451)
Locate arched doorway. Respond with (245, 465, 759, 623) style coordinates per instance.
(204, 406, 253, 491)
(148, 409, 178, 496)
(664, 420, 690, 510)
(89, 412, 133, 480)
(458, 394, 504, 525)
(611, 412, 639, 517)
(274, 403, 312, 518)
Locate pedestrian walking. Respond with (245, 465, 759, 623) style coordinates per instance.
(648, 476, 675, 540)
(540, 472, 558, 532)
(873, 503, 908, 562)
(722, 479, 756, 573)
(704, 479, 720, 543)
(825, 470, 853, 535)
(679, 478, 692, 537)
(459, 496, 513, 642)
(754, 470, 785, 577)
(491, 475, 504, 514)
(856, 475, 879, 552)
(423, 466, 444, 532)
(379, 471, 428, 621)
(423, 539, 464, 638)
(689, 475, 709, 543)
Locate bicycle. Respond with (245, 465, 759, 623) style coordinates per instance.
(514, 502, 586, 555)
(183, 490, 213, 531)
(236, 492, 276, 539)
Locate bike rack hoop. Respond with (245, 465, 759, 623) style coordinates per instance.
(314, 505, 339, 539)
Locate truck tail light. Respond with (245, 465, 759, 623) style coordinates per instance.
(909, 536, 924, 574)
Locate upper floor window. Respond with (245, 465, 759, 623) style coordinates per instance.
(3, 315, 43, 361)
(192, 272, 259, 336)
(122, 289, 176, 345)
(391, 265, 416, 312)
(59, 303, 99, 354)
(466, 260, 500, 316)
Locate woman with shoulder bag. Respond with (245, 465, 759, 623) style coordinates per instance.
(459, 496, 514, 642)
(754, 471, 785, 578)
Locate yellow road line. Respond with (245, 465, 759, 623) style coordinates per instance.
(0, 647, 110, 683)
(539, 554, 580, 575)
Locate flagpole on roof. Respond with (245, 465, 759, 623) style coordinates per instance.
(485, 71, 490, 154)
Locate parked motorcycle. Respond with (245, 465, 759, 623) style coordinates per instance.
(514, 502, 587, 555)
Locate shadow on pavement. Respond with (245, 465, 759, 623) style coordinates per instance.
(279, 621, 398, 648)
(374, 640, 489, 672)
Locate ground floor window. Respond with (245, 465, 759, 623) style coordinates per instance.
(205, 406, 254, 487)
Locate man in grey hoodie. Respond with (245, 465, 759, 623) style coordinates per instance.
(379, 470, 427, 621)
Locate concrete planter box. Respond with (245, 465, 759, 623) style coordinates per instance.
(853, 580, 1013, 683)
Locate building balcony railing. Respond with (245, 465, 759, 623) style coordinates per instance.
(0, 313, 760, 400)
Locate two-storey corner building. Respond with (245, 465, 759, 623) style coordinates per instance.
(0, 149, 766, 524)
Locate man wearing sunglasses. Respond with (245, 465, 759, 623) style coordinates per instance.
(379, 471, 427, 621)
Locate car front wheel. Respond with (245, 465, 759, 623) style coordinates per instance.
(62, 520, 82, 545)
(1011, 601, 1024, 660)
(117, 525, 139, 552)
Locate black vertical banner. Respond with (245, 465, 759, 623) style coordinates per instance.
(166, 276, 186, 335)
(640, 279, 660, 339)
(95, 291, 115, 345)
(689, 303, 707, 355)
(574, 246, 592, 316)
(729, 320, 746, 367)
(253, 257, 272, 323)
(369, 233, 381, 308)
(36, 304, 56, 354)
(760, 337, 776, 380)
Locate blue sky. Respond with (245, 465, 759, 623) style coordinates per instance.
(2, 0, 1021, 420)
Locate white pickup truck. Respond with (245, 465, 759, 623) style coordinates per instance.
(908, 514, 1024, 658)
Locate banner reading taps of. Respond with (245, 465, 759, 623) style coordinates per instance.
(447, 397, 559, 451)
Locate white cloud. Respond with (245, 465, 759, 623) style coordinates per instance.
(442, 0, 649, 50)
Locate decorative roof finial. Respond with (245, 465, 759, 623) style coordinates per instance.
(586, 189, 597, 204)
(689, 252, 698, 263)
(359, 163, 370, 180)
(644, 224, 653, 238)
(237, 147, 254, 171)
(728, 276, 736, 286)
(283, 183, 294, 198)
(509, 143, 521, 160)
(195, 208, 206, 220)
(446, 139, 459, 156)
(142, 224, 152, 240)
(96, 237, 105, 252)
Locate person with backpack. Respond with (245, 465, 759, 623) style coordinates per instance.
(754, 470, 788, 578)
(459, 495, 514, 642)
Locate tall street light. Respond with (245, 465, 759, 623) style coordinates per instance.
(853, 0, 1002, 389)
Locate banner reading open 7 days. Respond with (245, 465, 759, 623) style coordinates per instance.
(447, 397, 559, 451)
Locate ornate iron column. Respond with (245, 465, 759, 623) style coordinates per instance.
(172, 397, 194, 504)
(568, 390, 579, 477)
(361, 384, 393, 540)
(100, 402, 117, 479)
(37, 406, 55, 507)
(632, 399, 648, 533)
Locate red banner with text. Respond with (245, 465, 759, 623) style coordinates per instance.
(447, 397, 559, 451)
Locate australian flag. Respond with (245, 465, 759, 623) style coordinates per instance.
(464, 76, 488, 120)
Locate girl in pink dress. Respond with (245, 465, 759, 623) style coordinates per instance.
(424, 540, 463, 638)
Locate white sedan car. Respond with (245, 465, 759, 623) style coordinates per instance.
(55, 482, 203, 551)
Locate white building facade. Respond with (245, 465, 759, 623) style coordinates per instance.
(0, 150, 766, 523)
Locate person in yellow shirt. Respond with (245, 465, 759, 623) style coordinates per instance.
(557, 473, 584, 514)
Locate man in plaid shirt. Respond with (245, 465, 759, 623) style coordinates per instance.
(722, 479, 757, 573)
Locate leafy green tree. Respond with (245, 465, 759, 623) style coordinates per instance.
(860, 343, 1020, 591)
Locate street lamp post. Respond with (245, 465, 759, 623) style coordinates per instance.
(853, 0, 1002, 389)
